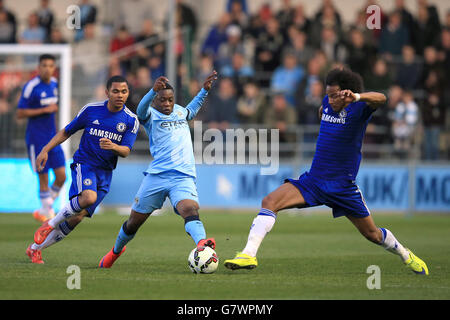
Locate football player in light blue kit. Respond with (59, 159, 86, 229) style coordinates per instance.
(225, 68, 429, 275)
(16, 54, 66, 223)
(27, 76, 139, 264)
(99, 71, 218, 268)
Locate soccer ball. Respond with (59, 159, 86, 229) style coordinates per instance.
(188, 246, 219, 274)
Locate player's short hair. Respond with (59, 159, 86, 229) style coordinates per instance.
(161, 82, 174, 92)
(325, 68, 364, 93)
(106, 75, 129, 90)
(39, 54, 56, 63)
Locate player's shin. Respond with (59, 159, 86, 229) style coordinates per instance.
(242, 209, 277, 257)
(378, 228, 410, 261)
(48, 196, 83, 228)
(113, 221, 135, 254)
(184, 215, 206, 245)
(50, 184, 61, 200)
(31, 221, 73, 250)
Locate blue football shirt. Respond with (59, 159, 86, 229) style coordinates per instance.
(309, 95, 376, 180)
(65, 100, 139, 170)
(137, 88, 208, 178)
(17, 76, 59, 145)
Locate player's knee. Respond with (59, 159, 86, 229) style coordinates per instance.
(261, 194, 277, 212)
(79, 190, 97, 207)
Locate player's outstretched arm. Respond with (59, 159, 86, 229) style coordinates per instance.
(340, 90, 387, 109)
(36, 129, 70, 172)
(136, 76, 169, 122)
(186, 71, 218, 120)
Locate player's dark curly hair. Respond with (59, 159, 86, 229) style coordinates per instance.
(325, 68, 364, 92)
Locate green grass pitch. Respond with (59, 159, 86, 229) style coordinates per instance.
(1, 210, 449, 300)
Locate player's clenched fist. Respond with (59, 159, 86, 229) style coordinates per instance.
(99, 138, 116, 150)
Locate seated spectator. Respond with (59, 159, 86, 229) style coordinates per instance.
(237, 81, 266, 124)
(420, 46, 444, 91)
(216, 24, 246, 70)
(411, 4, 441, 55)
(270, 51, 304, 106)
(263, 92, 297, 143)
(0, 10, 14, 43)
(391, 90, 419, 158)
(135, 19, 161, 52)
(20, 12, 46, 44)
(147, 54, 165, 82)
(276, 0, 295, 32)
(318, 26, 346, 63)
(46, 27, 67, 44)
(295, 57, 323, 111)
(195, 54, 214, 84)
(310, 1, 342, 48)
(228, 0, 249, 30)
(206, 78, 238, 131)
(201, 13, 231, 58)
(379, 10, 410, 59)
(290, 4, 311, 35)
(364, 58, 393, 92)
(395, 45, 421, 89)
(221, 51, 254, 97)
(300, 80, 324, 125)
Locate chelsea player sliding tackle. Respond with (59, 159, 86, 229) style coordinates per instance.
(224, 68, 429, 275)
(98, 71, 218, 268)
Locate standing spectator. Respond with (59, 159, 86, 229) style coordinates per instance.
(135, 19, 161, 53)
(20, 12, 46, 44)
(117, 0, 152, 36)
(0, 10, 14, 43)
(237, 81, 266, 124)
(201, 13, 231, 58)
(270, 51, 304, 106)
(318, 26, 346, 63)
(392, 91, 419, 158)
(36, 0, 54, 40)
(290, 4, 311, 35)
(227, 0, 249, 31)
(436, 28, 450, 108)
(195, 54, 214, 84)
(364, 58, 393, 92)
(379, 11, 410, 58)
(345, 28, 375, 77)
(110, 26, 135, 73)
(395, 45, 421, 90)
(422, 92, 445, 160)
(206, 78, 238, 131)
(0, 0, 16, 43)
(276, 0, 295, 32)
(263, 93, 297, 143)
(175, 0, 198, 40)
(300, 80, 324, 125)
(412, 4, 441, 55)
(74, 0, 97, 42)
(420, 46, 444, 90)
(295, 57, 323, 113)
(254, 18, 285, 87)
(310, 1, 342, 48)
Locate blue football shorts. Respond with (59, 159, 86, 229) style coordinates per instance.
(286, 171, 371, 218)
(69, 162, 112, 217)
(132, 170, 199, 215)
(27, 141, 65, 174)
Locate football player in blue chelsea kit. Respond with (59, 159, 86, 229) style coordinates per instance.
(98, 71, 218, 268)
(27, 76, 139, 264)
(16, 54, 66, 223)
(225, 68, 429, 275)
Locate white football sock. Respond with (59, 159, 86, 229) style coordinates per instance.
(379, 228, 410, 262)
(50, 184, 62, 200)
(48, 198, 80, 228)
(39, 191, 54, 217)
(242, 209, 277, 257)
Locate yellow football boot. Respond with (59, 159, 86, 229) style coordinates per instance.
(224, 252, 258, 270)
(405, 249, 429, 275)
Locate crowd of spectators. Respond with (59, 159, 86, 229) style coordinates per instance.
(0, 0, 449, 160)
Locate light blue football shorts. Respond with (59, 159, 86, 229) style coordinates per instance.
(132, 169, 199, 214)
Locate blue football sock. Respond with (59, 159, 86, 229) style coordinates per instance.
(113, 222, 135, 254)
(184, 216, 206, 245)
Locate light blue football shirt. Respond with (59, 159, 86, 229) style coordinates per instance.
(137, 88, 208, 178)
